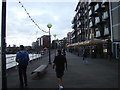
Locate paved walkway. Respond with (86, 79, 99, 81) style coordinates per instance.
(7, 51, 118, 88)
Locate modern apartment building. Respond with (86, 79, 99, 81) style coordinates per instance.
(32, 35, 50, 50)
(70, 0, 120, 59)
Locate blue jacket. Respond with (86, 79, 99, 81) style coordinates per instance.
(16, 50, 29, 66)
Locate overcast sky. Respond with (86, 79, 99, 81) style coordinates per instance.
(0, 0, 78, 46)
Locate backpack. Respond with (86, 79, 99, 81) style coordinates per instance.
(17, 51, 29, 66)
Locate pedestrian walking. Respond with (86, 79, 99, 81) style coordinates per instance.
(53, 50, 67, 89)
(108, 51, 113, 61)
(62, 49, 66, 57)
(16, 45, 29, 88)
(82, 48, 88, 64)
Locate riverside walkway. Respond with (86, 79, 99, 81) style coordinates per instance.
(7, 51, 118, 89)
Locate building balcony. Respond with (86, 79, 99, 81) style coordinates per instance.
(72, 18, 77, 24)
(78, 14, 83, 20)
(104, 25, 109, 35)
(95, 3, 106, 12)
(95, 30, 101, 38)
(88, 0, 97, 6)
(101, 5, 106, 11)
(79, 21, 82, 26)
(89, 10, 92, 16)
(95, 17, 100, 25)
(78, 9, 82, 13)
(94, 3, 99, 12)
(80, 6, 84, 10)
(88, 6, 91, 10)
(84, 12, 88, 18)
(91, 12, 98, 17)
(102, 11, 109, 20)
(72, 24, 75, 29)
(80, 14, 84, 18)
(89, 21, 93, 28)
(78, 30, 82, 35)
(85, 19, 88, 23)
(72, 24, 77, 29)
(78, 24, 82, 28)
(85, 9, 88, 14)
(102, 0, 109, 5)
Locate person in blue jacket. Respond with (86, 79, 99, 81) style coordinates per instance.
(16, 45, 29, 88)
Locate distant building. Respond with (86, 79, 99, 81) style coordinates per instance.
(40, 35, 50, 48)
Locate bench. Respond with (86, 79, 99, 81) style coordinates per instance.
(31, 65, 48, 75)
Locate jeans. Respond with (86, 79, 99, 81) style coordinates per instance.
(18, 65, 27, 86)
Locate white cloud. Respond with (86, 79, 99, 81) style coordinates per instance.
(53, 16, 59, 21)
(5, 2, 76, 46)
(8, 7, 28, 20)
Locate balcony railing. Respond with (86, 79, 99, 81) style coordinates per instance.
(102, 11, 109, 20)
(104, 25, 109, 35)
(89, 21, 93, 27)
(95, 3, 106, 12)
(96, 30, 101, 37)
(85, 9, 87, 14)
(95, 4, 99, 12)
(89, 10, 92, 16)
(95, 17, 100, 25)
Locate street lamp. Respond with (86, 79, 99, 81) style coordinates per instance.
(1, 0, 7, 89)
(47, 24, 52, 64)
(53, 34, 57, 55)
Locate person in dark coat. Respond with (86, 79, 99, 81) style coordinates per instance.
(62, 49, 66, 57)
(83, 49, 87, 59)
(16, 45, 29, 88)
(53, 50, 67, 89)
(82, 48, 88, 64)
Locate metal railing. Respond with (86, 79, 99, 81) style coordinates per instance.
(6, 54, 41, 69)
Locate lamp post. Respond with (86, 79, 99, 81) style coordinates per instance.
(1, 0, 7, 89)
(53, 34, 57, 56)
(47, 24, 52, 64)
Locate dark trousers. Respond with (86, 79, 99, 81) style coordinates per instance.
(18, 65, 27, 86)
